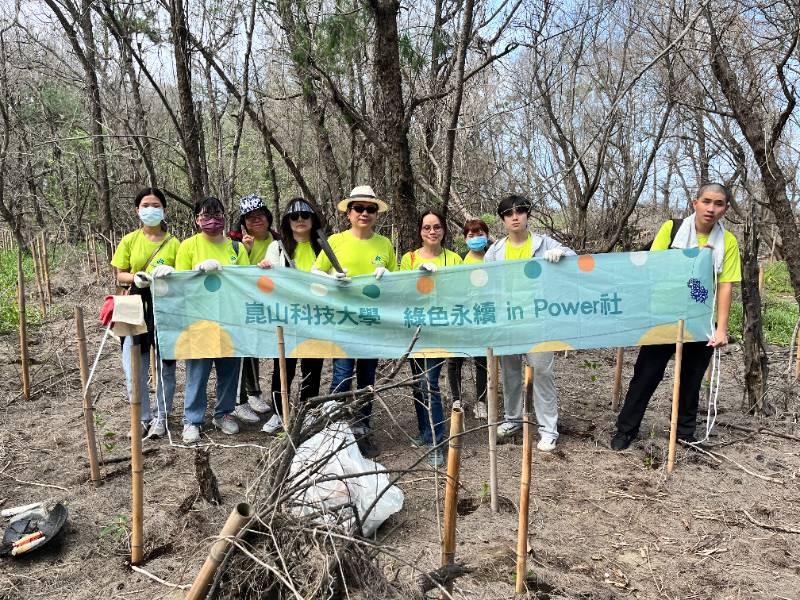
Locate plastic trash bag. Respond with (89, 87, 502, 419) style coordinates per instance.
(289, 423, 404, 536)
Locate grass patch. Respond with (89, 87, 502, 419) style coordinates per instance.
(729, 300, 798, 346)
(0, 249, 44, 334)
(763, 261, 793, 296)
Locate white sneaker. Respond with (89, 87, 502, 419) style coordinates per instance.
(537, 438, 557, 452)
(147, 418, 166, 438)
(474, 401, 488, 420)
(182, 424, 201, 444)
(232, 403, 260, 424)
(262, 413, 283, 434)
(497, 421, 522, 439)
(247, 394, 271, 414)
(212, 414, 240, 435)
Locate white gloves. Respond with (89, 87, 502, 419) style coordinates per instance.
(133, 272, 152, 288)
(419, 263, 437, 273)
(544, 248, 566, 263)
(197, 259, 222, 272)
(311, 267, 351, 283)
(151, 265, 175, 278)
(373, 266, 388, 280)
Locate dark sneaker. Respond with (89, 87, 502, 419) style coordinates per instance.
(678, 434, 698, 444)
(410, 435, 424, 448)
(357, 435, 380, 459)
(427, 446, 445, 467)
(610, 431, 635, 451)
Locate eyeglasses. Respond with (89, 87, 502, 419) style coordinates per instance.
(501, 207, 529, 217)
(421, 224, 443, 232)
(350, 204, 378, 214)
(289, 211, 313, 221)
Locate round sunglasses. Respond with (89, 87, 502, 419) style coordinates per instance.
(350, 203, 378, 214)
(289, 211, 313, 221)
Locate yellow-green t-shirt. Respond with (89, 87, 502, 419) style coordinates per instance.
(313, 230, 397, 276)
(652, 221, 741, 283)
(248, 235, 273, 264)
(463, 253, 485, 265)
(293, 241, 317, 272)
(175, 234, 250, 271)
(111, 230, 180, 274)
(399, 248, 463, 271)
(504, 233, 533, 261)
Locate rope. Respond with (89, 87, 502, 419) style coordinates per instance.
(696, 268, 720, 444)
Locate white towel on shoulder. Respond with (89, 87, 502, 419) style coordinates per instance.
(670, 213, 726, 275)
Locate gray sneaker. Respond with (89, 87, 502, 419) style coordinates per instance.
(182, 424, 201, 444)
(147, 418, 166, 438)
(232, 403, 260, 424)
(247, 394, 271, 414)
(497, 421, 522, 439)
(212, 414, 240, 435)
(427, 446, 445, 467)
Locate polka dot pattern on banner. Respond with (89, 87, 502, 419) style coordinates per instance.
(363, 284, 381, 299)
(290, 339, 348, 358)
(523, 261, 541, 279)
(577, 255, 595, 272)
(310, 283, 328, 297)
(629, 251, 648, 266)
(257, 275, 274, 293)
(682, 248, 700, 258)
(417, 276, 435, 294)
(174, 320, 234, 359)
(152, 279, 169, 297)
(470, 269, 489, 287)
(204, 274, 222, 292)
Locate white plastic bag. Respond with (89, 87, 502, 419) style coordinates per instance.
(289, 423, 404, 536)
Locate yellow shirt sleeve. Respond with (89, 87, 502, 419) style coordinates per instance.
(111, 231, 135, 271)
(650, 221, 673, 251)
(719, 231, 741, 283)
(175, 237, 195, 271)
(399, 251, 415, 271)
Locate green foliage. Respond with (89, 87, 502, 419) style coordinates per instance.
(398, 34, 426, 74)
(314, 6, 369, 75)
(480, 481, 490, 498)
(763, 261, 793, 296)
(580, 359, 600, 382)
(0, 249, 43, 334)
(728, 299, 798, 347)
(99, 514, 129, 541)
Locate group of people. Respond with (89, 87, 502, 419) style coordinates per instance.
(110, 182, 740, 466)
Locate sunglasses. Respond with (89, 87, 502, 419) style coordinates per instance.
(289, 211, 313, 221)
(501, 207, 529, 217)
(350, 204, 378, 214)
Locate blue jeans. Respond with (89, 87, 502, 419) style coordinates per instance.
(183, 357, 241, 426)
(121, 336, 176, 424)
(410, 359, 445, 446)
(330, 358, 378, 432)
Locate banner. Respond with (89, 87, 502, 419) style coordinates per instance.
(153, 249, 715, 360)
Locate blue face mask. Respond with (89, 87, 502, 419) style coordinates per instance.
(139, 206, 164, 227)
(466, 236, 488, 251)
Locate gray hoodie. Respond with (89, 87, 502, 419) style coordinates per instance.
(484, 233, 575, 262)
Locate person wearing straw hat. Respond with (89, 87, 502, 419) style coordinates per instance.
(484, 194, 575, 452)
(312, 185, 396, 458)
(231, 194, 274, 425)
(610, 183, 741, 451)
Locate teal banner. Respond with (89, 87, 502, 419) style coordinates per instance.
(152, 249, 714, 360)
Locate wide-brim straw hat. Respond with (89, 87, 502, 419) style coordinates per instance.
(336, 185, 390, 213)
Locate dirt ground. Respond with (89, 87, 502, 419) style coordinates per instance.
(1, 260, 799, 600)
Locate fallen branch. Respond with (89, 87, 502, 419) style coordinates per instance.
(83, 447, 160, 466)
(0, 472, 69, 492)
(131, 565, 191, 590)
(680, 442, 782, 483)
(417, 562, 473, 594)
(743, 510, 800, 535)
(717, 421, 800, 443)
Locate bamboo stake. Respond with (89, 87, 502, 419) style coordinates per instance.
(611, 347, 624, 411)
(17, 246, 31, 401)
(75, 307, 101, 485)
(666, 320, 685, 476)
(149, 346, 157, 393)
(758, 263, 765, 296)
(795, 331, 799, 381)
(85, 229, 91, 270)
(130, 343, 144, 565)
(31, 239, 46, 317)
(486, 347, 499, 513)
(185, 503, 253, 600)
(91, 231, 100, 281)
(441, 406, 464, 593)
(516, 365, 534, 594)
(276, 326, 290, 425)
(40, 233, 51, 305)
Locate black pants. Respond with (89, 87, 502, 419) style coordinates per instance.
(615, 342, 713, 439)
(238, 357, 262, 404)
(271, 357, 324, 417)
(447, 356, 487, 404)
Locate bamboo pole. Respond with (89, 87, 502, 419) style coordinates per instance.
(40, 233, 51, 305)
(795, 332, 799, 381)
(149, 346, 157, 393)
(666, 320, 685, 476)
(441, 406, 464, 593)
(85, 229, 91, 270)
(75, 307, 101, 485)
(185, 503, 253, 600)
(516, 365, 534, 594)
(611, 347, 624, 411)
(758, 263, 765, 296)
(31, 238, 46, 317)
(91, 232, 100, 281)
(486, 347, 499, 513)
(130, 344, 144, 565)
(17, 246, 31, 402)
(276, 326, 290, 425)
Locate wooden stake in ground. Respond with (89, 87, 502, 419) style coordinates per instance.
(441, 405, 465, 593)
(758, 263, 765, 295)
(85, 229, 91, 270)
(130, 344, 144, 566)
(516, 365, 534, 594)
(666, 320, 685, 475)
(185, 502, 253, 600)
(149, 346, 157, 393)
(486, 347, 499, 513)
(611, 347, 624, 411)
(17, 245, 31, 401)
(276, 326, 290, 425)
(31, 239, 46, 317)
(795, 330, 799, 381)
(75, 306, 100, 485)
(39, 233, 51, 305)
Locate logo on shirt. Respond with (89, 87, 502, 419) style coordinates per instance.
(230, 255, 238, 263)
(371, 255, 385, 267)
(155, 258, 165, 265)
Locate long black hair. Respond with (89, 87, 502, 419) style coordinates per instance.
(280, 197, 322, 259)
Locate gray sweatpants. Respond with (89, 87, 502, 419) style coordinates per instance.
(500, 351, 558, 442)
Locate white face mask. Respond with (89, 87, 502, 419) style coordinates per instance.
(139, 206, 164, 227)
